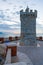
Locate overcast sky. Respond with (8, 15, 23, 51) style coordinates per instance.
(0, 0, 43, 35)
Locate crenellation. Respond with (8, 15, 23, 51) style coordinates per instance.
(30, 10, 33, 12)
(34, 10, 37, 17)
(20, 9, 37, 18)
(20, 9, 23, 13)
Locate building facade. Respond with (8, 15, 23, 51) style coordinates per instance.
(20, 7, 37, 46)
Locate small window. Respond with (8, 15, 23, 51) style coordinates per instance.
(33, 14, 34, 16)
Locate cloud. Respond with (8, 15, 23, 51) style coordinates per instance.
(16, 11, 20, 15)
(12, 12, 16, 15)
(8, 3, 13, 5)
(6, 9, 10, 11)
(19, 6, 23, 8)
(0, 9, 20, 25)
(10, 26, 20, 29)
(0, 24, 10, 30)
(0, 18, 20, 25)
(38, 21, 43, 25)
(0, 14, 20, 32)
(0, 10, 5, 19)
(36, 23, 43, 33)
(4, 21, 17, 25)
(0, 23, 20, 35)
(31, 3, 36, 6)
(0, 14, 4, 19)
(0, 23, 20, 30)
(2, 0, 7, 2)
(36, 20, 43, 27)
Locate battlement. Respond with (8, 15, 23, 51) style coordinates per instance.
(20, 7, 37, 18)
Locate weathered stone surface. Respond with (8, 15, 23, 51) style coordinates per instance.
(20, 7, 37, 46)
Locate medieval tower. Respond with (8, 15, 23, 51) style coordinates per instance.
(20, 7, 37, 46)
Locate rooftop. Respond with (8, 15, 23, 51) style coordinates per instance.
(0, 40, 43, 65)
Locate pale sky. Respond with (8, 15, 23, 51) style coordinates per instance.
(0, 0, 43, 36)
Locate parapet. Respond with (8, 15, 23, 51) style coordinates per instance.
(20, 7, 37, 18)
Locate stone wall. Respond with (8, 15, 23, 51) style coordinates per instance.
(20, 7, 37, 46)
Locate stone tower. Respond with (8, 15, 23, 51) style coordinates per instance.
(20, 7, 37, 46)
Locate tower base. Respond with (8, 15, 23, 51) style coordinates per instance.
(20, 40, 37, 46)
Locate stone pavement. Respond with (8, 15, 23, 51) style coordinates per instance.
(18, 46, 43, 65)
(11, 52, 33, 65)
(4, 62, 27, 65)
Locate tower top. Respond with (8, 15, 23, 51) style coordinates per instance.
(20, 7, 37, 18)
(25, 6, 29, 12)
